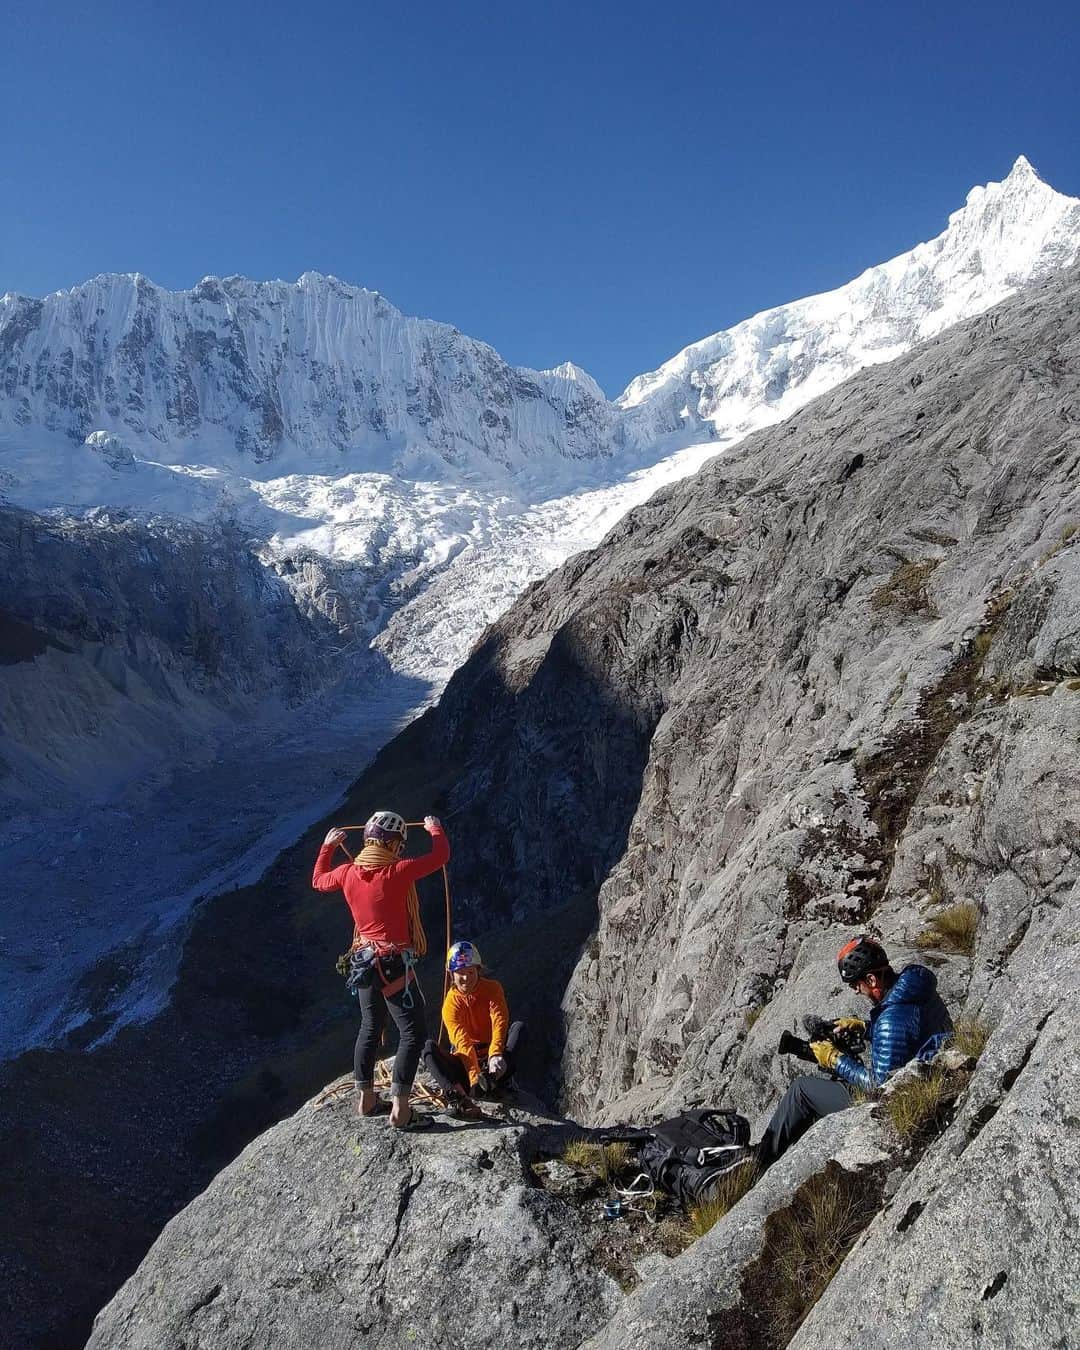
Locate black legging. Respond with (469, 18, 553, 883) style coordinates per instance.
(353, 975, 426, 1097)
(422, 1021, 527, 1095)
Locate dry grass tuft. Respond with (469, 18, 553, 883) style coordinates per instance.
(949, 1015, 991, 1061)
(1039, 521, 1078, 565)
(758, 1167, 881, 1344)
(871, 559, 940, 616)
(885, 1066, 968, 1145)
(916, 901, 979, 955)
(687, 1161, 759, 1237)
(744, 1005, 763, 1031)
(561, 1138, 633, 1182)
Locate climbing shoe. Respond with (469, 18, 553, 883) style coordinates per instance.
(392, 1111, 434, 1132)
(448, 1097, 485, 1121)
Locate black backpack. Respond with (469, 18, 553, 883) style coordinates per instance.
(637, 1109, 752, 1210)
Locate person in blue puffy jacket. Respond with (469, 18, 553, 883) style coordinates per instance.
(757, 936, 953, 1167)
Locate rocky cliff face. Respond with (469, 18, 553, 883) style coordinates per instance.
(79, 259, 1080, 1349)
(0, 506, 348, 810)
(85, 1091, 621, 1350)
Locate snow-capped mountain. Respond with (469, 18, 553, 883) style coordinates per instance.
(0, 271, 619, 479)
(619, 155, 1080, 445)
(2, 155, 1079, 1057)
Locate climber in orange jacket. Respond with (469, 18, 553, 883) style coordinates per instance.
(422, 941, 526, 1118)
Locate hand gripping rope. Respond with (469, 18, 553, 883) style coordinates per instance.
(334, 822, 453, 1047)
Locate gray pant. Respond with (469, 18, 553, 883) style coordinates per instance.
(758, 1075, 852, 1167)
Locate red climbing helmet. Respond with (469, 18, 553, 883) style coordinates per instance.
(364, 810, 407, 845)
(837, 936, 890, 985)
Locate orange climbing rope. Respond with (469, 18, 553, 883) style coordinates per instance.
(335, 821, 453, 1047)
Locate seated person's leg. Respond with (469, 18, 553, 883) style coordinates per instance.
(422, 1037, 471, 1097)
(757, 1076, 852, 1168)
(499, 1021, 526, 1085)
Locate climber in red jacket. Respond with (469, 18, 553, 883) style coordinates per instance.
(313, 811, 449, 1131)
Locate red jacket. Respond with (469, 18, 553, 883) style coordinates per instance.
(312, 826, 450, 949)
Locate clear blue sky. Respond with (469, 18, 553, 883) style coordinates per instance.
(2, 0, 1077, 394)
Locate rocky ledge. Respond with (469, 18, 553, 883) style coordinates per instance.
(90, 1012, 1077, 1350)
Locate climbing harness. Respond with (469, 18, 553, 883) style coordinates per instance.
(344, 943, 424, 1009)
(334, 820, 454, 1043)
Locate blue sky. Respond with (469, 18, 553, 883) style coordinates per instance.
(2, 1, 1077, 394)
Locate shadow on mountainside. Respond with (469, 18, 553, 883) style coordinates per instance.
(0, 619, 657, 1350)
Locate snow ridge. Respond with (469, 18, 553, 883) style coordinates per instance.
(2, 158, 1078, 689)
(618, 156, 1080, 445)
(0, 271, 618, 481)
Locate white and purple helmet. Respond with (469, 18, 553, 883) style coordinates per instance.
(364, 810, 407, 845)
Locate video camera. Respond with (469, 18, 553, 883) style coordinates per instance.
(777, 1015, 866, 1064)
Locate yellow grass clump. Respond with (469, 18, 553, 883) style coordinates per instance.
(759, 1168, 881, 1344)
(949, 1015, 991, 1061)
(687, 1161, 759, 1238)
(561, 1138, 633, 1183)
(885, 1066, 970, 1145)
(916, 901, 979, 955)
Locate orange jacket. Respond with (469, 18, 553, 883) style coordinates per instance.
(442, 976, 509, 1085)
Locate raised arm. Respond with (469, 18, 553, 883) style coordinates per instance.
(312, 828, 353, 892)
(395, 816, 450, 883)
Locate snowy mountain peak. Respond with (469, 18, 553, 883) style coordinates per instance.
(0, 270, 617, 479)
(952, 154, 1064, 229)
(540, 361, 607, 401)
(1005, 153, 1039, 181)
(617, 157, 1080, 445)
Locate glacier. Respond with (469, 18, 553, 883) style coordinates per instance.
(1, 154, 1078, 1057)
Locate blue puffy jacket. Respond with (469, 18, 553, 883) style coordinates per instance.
(835, 964, 953, 1093)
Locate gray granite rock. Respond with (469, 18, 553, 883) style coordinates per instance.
(79, 265, 1080, 1348)
(86, 1087, 619, 1350)
(790, 1001, 1080, 1350)
(582, 1107, 890, 1350)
